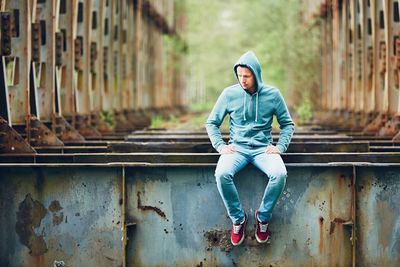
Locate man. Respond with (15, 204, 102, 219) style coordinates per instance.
(206, 51, 294, 246)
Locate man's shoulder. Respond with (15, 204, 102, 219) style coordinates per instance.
(221, 84, 242, 95)
(224, 84, 241, 91)
(259, 85, 280, 95)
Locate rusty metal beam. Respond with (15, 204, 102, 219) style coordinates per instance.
(1, 163, 399, 265)
(1, 151, 400, 164)
(0, 116, 35, 153)
(108, 141, 371, 153)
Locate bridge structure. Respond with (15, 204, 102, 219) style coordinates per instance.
(0, 1, 400, 267)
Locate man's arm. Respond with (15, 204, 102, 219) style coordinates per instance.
(205, 90, 228, 153)
(274, 91, 295, 153)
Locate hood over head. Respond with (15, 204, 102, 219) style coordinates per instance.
(233, 51, 263, 92)
(233, 51, 264, 122)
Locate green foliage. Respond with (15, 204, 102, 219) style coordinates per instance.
(185, 0, 321, 121)
(296, 97, 314, 124)
(151, 115, 166, 129)
(180, 112, 209, 130)
(151, 114, 181, 129)
(189, 101, 215, 113)
(100, 111, 115, 128)
(164, 35, 188, 55)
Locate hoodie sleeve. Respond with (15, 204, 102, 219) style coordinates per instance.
(274, 91, 295, 153)
(206, 90, 229, 152)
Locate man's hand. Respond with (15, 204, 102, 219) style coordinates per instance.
(220, 144, 236, 154)
(265, 145, 281, 154)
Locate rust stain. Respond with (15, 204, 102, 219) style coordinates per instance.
(15, 194, 48, 256)
(35, 255, 44, 267)
(137, 191, 166, 219)
(52, 213, 64, 226)
(376, 201, 395, 248)
(338, 174, 347, 189)
(204, 229, 233, 252)
(319, 216, 324, 253)
(329, 218, 346, 235)
(48, 200, 62, 212)
(329, 192, 333, 218)
(49, 200, 64, 226)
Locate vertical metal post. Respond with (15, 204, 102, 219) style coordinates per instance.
(383, 0, 395, 115)
(332, 0, 341, 113)
(342, 0, 350, 113)
(5, 1, 32, 126)
(89, 0, 105, 115)
(135, 0, 144, 109)
(58, 0, 78, 118)
(376, 0, 388, 112)
(126, 0, 136, 111)
(102, 0, 112, 111)
(110, 0, 120, 111)
(351, 165, 357, 267)
(320, 9, 329, 113)
(361, 0, 375, 120)
(396, 0, 400, 110)
(363, 0, 389, 133)
(119, 0, 128, 111)
(34, 0, 58, 122)
(380, 0, 400, 136)
(349, 0, 357, 121)
(121, 165, 127, 267)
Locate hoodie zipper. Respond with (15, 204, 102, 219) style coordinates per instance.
(243, 91, 259, 123)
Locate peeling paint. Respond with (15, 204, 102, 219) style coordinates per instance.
(15, 194, 48, 256)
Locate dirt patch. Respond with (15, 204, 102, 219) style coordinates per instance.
(204, 229, 233, 252)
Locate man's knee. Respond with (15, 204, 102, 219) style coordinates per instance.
(268, 168, 287, 181)
(215, 169, 234, 184)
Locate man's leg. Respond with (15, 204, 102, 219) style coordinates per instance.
(252, 153, 287, 222)
(215, 152, 249, 224)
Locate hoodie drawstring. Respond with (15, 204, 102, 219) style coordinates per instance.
(255, 92, 258, 122)
(243, 91, 247, 121)
(243, 91, 259, 122)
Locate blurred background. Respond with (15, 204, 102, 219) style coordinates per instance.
(162, 0, 320, 130)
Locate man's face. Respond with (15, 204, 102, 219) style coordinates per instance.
(237, 66, 256, 92)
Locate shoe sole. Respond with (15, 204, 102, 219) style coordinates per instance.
(232, 234, 245, 246)
(255, 235, 269, 244)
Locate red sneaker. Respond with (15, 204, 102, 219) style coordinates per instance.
(255, 210, 270, 243)
(231, 213, 247, 246)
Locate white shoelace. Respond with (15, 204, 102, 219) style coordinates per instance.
(233, 224, 242, 234)
(259, 222, 268, 232)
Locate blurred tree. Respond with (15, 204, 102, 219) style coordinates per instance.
(185, 0, 320, 124)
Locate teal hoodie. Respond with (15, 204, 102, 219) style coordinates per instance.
(206, 51, 295, 153)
